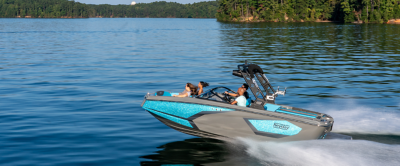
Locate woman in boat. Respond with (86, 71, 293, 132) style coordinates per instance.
(197, 81, 209, 95)
(173, 83, 197, 97)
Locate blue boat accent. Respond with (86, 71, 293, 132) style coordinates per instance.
(142, 100, 234, 118)
(263, 104, 317, 118)
(285, 109, 318, 117)
(146, 109, 193, 128)
(154, 91, 173, 96)
(162, 91, 172, 96)
(264, 103, 281, 111)
(246, 97, 252, 107)
(248, 120, 302, 136)
(319, 133, 328, 139)
(275, 109, 316, 118)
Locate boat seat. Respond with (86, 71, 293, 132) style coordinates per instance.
(155, 91, 172, 96)
(246, 97, 252, 107)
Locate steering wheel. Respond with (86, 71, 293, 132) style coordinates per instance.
(222, 92, 231, 102)
(224, 90, 239, 103)
(209, 90, 229, 103)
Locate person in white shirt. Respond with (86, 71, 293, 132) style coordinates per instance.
(224, 83, 249, 99)
(230, 88, 246, 107)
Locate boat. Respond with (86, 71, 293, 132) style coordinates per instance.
(141, 61, 343, 142)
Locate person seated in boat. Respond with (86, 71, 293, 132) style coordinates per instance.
(230, 88, 246, 107)
(173, 83, 197, 97)
(197, 81, 209, 95)
(224, 83, 249, 99)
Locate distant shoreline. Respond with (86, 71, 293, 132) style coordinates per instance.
(216, 1, 400, 24)
(7, 17, 400, 24)
(8, 16, 218, 19)
(0, 0, 218, 19)
(8, 17, 400, 24)
(219, 16, 400, 24)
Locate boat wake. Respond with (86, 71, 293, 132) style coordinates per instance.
(231, 138, 400, 166)
(225, 102, 400, 166)
(308, 102, 400, 135)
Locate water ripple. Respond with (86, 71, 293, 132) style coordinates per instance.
(0, 19, 399, 165)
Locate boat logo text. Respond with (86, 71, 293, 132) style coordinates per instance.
(273, 123, 290, 130)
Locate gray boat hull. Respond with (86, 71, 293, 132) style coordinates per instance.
(142, 95, 334, 142)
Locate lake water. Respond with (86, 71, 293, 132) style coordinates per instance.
(1, 18, 400, 165)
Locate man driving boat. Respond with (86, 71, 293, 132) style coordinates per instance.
(224, 83, 249, 99)
(224, 83, 251, 106)
(230, 88, 247, 107)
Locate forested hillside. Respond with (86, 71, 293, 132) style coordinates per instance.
(216, 0, 400, 23)
(0, 0, 90, 18)
(1, 0, 399, 23)
(0, 0, 218, 18)
(90, 1, 217, 18)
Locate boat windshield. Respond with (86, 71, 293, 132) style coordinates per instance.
(196, 87, 236, 103)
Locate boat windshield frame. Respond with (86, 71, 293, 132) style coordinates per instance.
(195, 86, 236, 103)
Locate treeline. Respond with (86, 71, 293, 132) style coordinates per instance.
(0, 0, 90, 18)
(90, 1, 217, 18)
(0, 0, 218, 18)
(216, 0, 400, 23)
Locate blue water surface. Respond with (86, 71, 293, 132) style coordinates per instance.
(1, 18, 400, 165)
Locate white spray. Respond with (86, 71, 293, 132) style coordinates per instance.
(231, 138, 400, 166)
(308, 102, 400, 135)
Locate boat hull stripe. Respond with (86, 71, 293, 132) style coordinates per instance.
(145, 109, 193, 128)
(142, 100, 234, 118)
